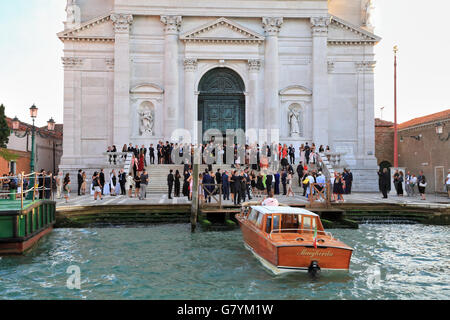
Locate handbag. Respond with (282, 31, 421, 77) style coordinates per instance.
(419, 182, 427, 187)
(303, 178, 309, 185)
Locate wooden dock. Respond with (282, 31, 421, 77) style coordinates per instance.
(0, 199, 56, 254)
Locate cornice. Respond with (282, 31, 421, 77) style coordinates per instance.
(328, 15, 381, 46)
(58, 13, 114, 42)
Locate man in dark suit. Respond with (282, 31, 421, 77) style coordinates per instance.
(215, 169, 222, 195)
(274, 171, 280, 195)
(167, 169, 174, 199)
(266, 172, 273, 195)
(289, 145, 295, 164)
(202, 172, 212, 203)
(140, 145, 147, 166)
(149, 144, 155, 165)
(222, 170, 230, 201)
(99, 169, 105, 195)
(297, 162, 304, 187)
(157, 142, 162, 164)
(244, 168, 252, 200)
(77, 169, 83, 196)
(304, 143, 311, 164)
(379, 168, 390, 199)
(281, 170, 287, 195)
(119, 169, 127, 195)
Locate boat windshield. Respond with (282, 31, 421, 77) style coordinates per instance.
(267, 213, 327, 236)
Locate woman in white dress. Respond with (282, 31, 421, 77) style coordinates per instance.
(126, 173, 135, 198)
(299, 145, 306, 165)
(287, 173, 295, 197)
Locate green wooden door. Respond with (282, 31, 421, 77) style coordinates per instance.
(198, 68, 245, 140)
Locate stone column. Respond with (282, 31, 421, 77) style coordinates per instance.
(60, 57, 83, 166)
(184, 58, 198, 139)
(161, 15, 182, 139)
(262, 17, 283, 132)
(111, 13, 133, 146)
(248, 59, 261, 131)
(311, 16, 330, 146)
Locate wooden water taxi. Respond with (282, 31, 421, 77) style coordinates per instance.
(236, 204, 353, 274)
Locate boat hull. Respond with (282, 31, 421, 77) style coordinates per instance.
(0, 225, 54, 255)
(237, 215, 353, 273)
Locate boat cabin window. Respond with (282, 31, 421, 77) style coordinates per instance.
(248, 209, 258, 223)
(272, 214, 280, 232)
(302, 215, 316, 232)
(256, 212, 264, 228)
(265, 215, 272, 233)
(280, 214, 301, 231)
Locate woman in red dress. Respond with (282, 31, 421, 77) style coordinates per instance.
(138, 151, 145, 172)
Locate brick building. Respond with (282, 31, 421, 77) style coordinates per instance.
(398, 109, 450, 193)
(374, 118, 394, 170)
(0, 117, 63, 176)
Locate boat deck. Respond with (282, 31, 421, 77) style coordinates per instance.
(0, 200, 36, 212)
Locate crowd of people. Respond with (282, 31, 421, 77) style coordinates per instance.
(106, 141, 331, 169)
(378, 168, 429, 200)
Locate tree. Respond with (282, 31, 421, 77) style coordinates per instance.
(0, 104, 9, 148)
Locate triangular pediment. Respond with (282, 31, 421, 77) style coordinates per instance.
(329, 16, 381, 45)
(180, 17, 264, 43)
(58, 14, 114, 42)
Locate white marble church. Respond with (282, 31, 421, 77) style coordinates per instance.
(58, 0, 380, 191)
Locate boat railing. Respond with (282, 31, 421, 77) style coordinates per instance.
(0, 172, 55, 209)
(269, 228, 333, 240)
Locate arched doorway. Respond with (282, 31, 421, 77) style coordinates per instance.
(198, 68, 245, 141)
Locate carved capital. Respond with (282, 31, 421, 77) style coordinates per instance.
(355, 61, 376, 73)
(184, 58, 198, 72)
(262, 17, 283, 36)
(248, 59, 261, 72)
(161, 15, 182, 34)
(311, 16, 331, 36)
(62, 57, 84, 69)
(111, 14, 133, 33)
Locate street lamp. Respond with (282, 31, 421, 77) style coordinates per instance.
(393, 45, 399, 168)
(47, 118, 62, 173)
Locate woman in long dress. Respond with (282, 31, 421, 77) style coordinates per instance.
(110, 170, 117, 196)
(287, 173, 295, 197)
(174, 170, 181, 197)
(299, 145, 306, 165)
(333, 173, 345, 203)
(81, 171, 87, 195)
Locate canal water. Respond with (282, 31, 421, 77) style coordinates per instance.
(0, 224, 449, 300)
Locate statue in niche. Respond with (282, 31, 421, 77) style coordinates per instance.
(288, 106, 302, 137)
(66, 0, 81, 29)
(139, 108, 155, 136)
(363, 0, 374, 27)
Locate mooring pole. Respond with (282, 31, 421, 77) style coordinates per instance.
(191, 162, 199, 233)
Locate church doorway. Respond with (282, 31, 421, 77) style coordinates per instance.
(198, 68, 245, 142)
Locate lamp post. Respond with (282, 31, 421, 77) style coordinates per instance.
(393, 45, 399, 168)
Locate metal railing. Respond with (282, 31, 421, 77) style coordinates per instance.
(269, 228, 333, 239)
(0, 172, 55, 209)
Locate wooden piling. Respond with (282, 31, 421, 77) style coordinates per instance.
(190, 164, 199, 233)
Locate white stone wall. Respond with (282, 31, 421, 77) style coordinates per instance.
(59, 0, 379, 191)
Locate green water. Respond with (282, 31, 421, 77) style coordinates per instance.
(0, 224, 449, 300)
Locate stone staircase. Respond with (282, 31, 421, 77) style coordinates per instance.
(145, 164, 234, 194)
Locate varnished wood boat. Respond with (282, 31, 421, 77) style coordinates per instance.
(236, 203, 353, 274)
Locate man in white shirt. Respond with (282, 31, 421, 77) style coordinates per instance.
(410, 175, 418, 196)
(446, 170, 450, 198)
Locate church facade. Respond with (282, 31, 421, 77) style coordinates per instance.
(58, 0, 380, 191)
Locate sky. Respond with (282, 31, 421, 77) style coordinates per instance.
(0, 0, 448, 127)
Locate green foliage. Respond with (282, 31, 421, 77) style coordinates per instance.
(0, 148, 19, 162)
(225, 219, 236, 227)
(0, 104, 9, 148)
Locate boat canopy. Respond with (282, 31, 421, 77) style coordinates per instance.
(250, 206, 318, 217)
